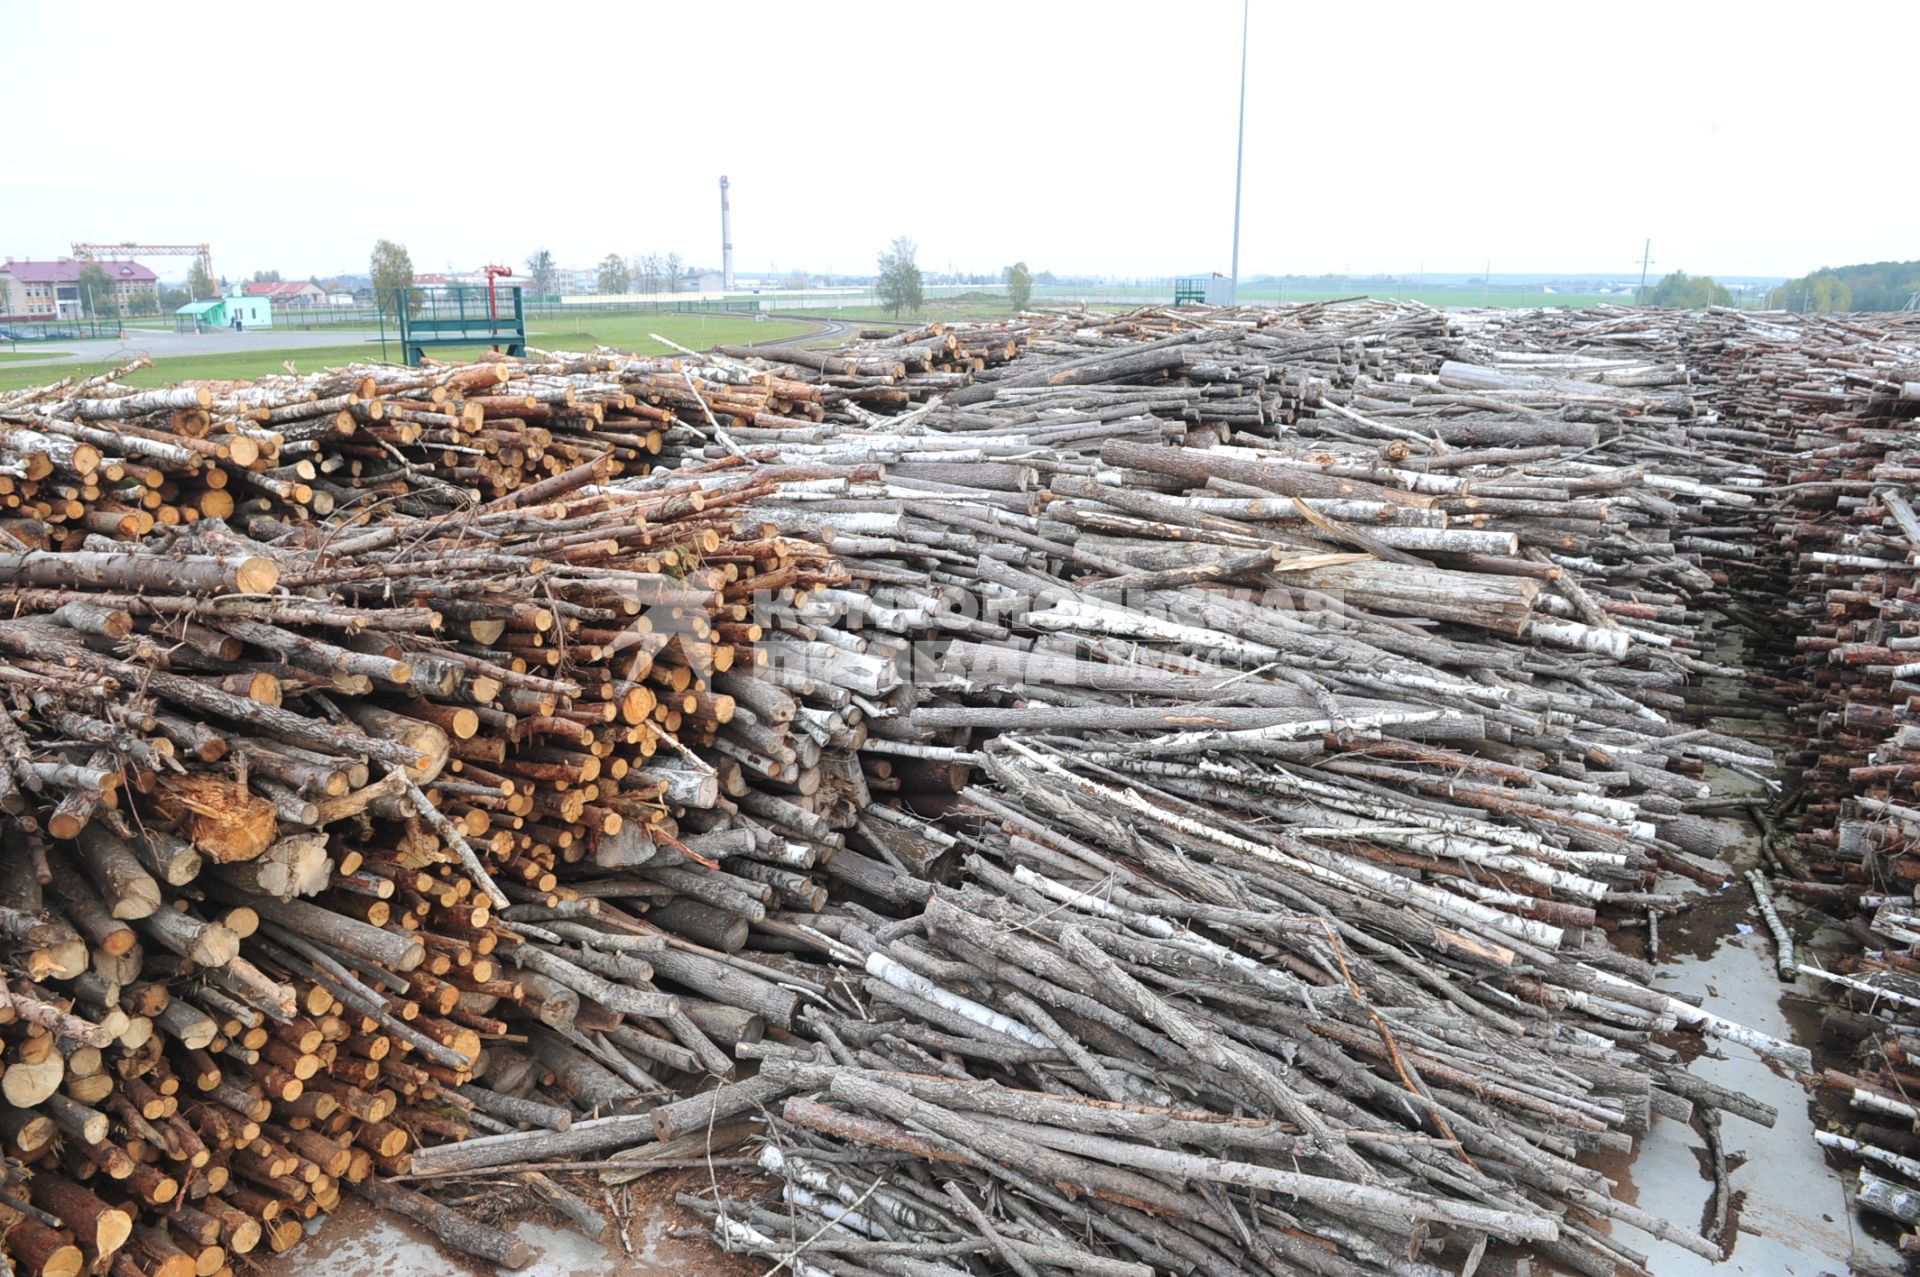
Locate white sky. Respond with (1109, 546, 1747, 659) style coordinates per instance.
(4, 0, 1913, 282)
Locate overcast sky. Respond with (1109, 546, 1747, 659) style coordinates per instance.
(5, 1, 1912, 282)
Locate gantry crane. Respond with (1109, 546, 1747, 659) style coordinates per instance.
(70, 243, 215, 294)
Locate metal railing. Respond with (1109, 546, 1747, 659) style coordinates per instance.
(257, 295, 763, 331)
(0, 316, 131, 343)
(380, 285, 528, 367)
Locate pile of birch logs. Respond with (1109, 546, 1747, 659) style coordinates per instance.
(0, 301, 1844, 1277)
(713, 321, 1032, 413)
(0, 347, 837, 532)
(652, 303, 1811, 1276)
(1688, 305, 1920, 1250)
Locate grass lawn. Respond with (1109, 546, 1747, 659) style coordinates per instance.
(0, 351, 72, 363)
(0, 314, 819, 393)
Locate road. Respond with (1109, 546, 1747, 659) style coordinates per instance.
(0, 325, 383, 369)
(736, 315, 852, 348)
(757, 315, 856, 347)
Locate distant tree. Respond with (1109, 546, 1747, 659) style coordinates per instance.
(876, 237, 924, 318)
(127, 291, 159, 317)
(665, 253, 684, 293)
(1637, 270, 1731, 309)
(525, 249, 559, 298)
(78, 262, 118, 318)
(635, 253, 663, 294)
(781, 271, 812, 290)
(1768, 270, 1854, 313)
(250, 269, 283, 284)
(1005, 261, 1033, 311)
(597, 253, 631, 295)
(159, 284, 189, 311)
(370, 239, 417, 316)
(186, 257, 216, 301)
(1803, 274, 1852, 312)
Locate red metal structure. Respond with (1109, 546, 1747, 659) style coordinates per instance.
(483, 265, 513, 349)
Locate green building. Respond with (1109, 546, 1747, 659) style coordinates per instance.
(173, 296, 273, 332)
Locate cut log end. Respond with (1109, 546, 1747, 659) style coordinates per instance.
(234, 556, 279, 595)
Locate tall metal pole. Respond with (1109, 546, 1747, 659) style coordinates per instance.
(1638, 238, 1652, 297)
(719, 176, 735, 292)
(1229, 0, 1248, 305)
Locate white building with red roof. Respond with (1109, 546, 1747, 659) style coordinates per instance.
(1, 258, 158, 319)
(239, 280, 328, 307)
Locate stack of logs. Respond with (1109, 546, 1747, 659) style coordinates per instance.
(0, 348, 845, 531)
(1684, 305, 1920, 1250)
(0, 301, 1860, 1277)
(0, 351, 909, 1276)
(659, 301, 1806, 1276)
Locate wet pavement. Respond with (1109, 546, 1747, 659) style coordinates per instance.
(1611, 905, 1893, 1274)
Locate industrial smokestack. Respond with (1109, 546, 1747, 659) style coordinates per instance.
(719, 175, 734, 291)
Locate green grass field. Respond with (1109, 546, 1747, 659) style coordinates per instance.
(0, 351, 72, 363)
(0, 314, 818, 393)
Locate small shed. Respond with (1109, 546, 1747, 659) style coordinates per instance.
(173, 296, 274, 331)
(225, 296, 272, 329)
(174, 299, 224, 332)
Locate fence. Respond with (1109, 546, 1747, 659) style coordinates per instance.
(261, 296, 761, 332)
(0, 317, 129, 343)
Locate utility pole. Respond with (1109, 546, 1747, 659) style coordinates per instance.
(1228, 0, 1248, 305)
(1638, 239, 1653, 299)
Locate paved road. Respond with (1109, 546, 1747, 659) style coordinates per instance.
(758, 315, 854, 347)
(1, 326, 383, 369)
(783, 317, 853, 346)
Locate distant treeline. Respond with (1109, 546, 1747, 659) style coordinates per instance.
(1637, 271, 1732, 309)
(1767, 260, 1920, 313)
